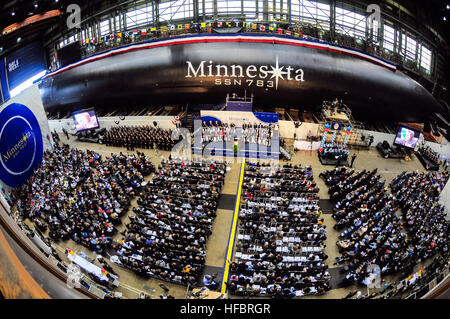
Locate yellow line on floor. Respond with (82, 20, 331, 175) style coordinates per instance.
(221, 159, 245, 293)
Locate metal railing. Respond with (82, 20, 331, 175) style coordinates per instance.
(63, 22, 434, 82)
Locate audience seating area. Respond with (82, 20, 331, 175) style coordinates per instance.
(12, 144, 155, 253)
(228, 163, 331, 298)
(7, 131, 449, 299)
(390, 171, 449, 260)
(113, 158, 226, 286)
(320, 168, 411, 285)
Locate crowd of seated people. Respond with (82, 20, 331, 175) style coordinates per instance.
(12, 145, 155, 253)
(390, 171, 449, 261)
(201, 122, 279, 147)
(228, 163, 330, 298)
(318, 143, 349, 162)
(113, 157, 226, 286)
(102, 125, 178, 151)
(320, 167, 412, 286)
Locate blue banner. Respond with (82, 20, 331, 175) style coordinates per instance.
(0, 103, 43, 187)
(6, 41, 46, 91)
(253, 112, 279, 123)
(0, 58, 10, 103)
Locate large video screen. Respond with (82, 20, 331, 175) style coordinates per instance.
(72, 109, 99, 132)
(393, 126, 420, 149)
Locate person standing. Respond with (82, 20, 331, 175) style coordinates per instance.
(335, 154, 342, 167)
(350, 153, 357, 168)
(443, 160, 449, 172)
(62, 128, 69, 140)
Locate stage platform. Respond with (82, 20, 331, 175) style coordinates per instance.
(193, 142, 280, 160)
(324, 110, 350, 122)
(318, 154, 349, 166)
(415, 152, 440, 171)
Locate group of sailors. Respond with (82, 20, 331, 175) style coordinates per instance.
(201, 121, 279, 147)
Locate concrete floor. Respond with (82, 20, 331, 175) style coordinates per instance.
(21, 135, 437, 299)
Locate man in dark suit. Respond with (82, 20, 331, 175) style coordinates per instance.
(350, 153, 357, 168)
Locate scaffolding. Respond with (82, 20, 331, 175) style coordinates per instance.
(318, 101, 371, 149)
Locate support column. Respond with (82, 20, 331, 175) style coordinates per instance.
(194, 0, 199, 22)
(213, 0, 218, 19)
(330, 0, 336, 42)
(288, 0, 291, 24)
(155, 1, 160, 27)
(263, 0, 268, 23)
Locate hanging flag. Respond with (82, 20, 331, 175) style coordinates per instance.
(260, 25, 266, 31)
(201, 22, 206, 28)
(269, 27, 274, 31)
(277, 28, 283, 34)
(132, 30, 138, 35)
(217, 22, 223, 27)
(286, 30, 291, 36)
(161, 26, 168, 31)
(185, 24, 190, 29)
(150, 27, 157, 32)
(117, 32, 122, 38)
(141, 29, 147, 35)
(177, 24, 183, 30)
